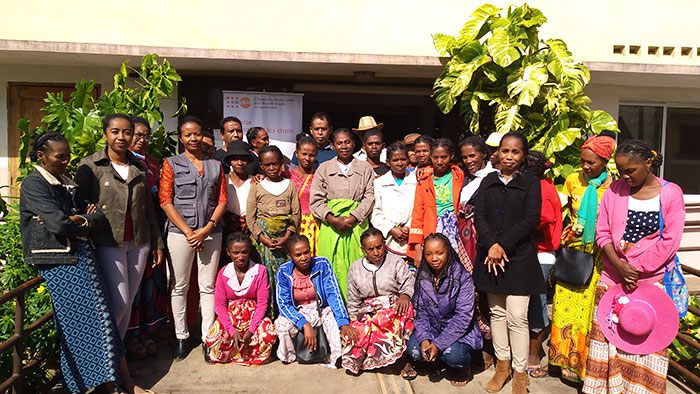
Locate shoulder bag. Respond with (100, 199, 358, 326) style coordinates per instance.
(552, 246, 595, 286)
(294, 277, 331, 364)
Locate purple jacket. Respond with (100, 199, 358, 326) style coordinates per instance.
(412, 260, 483, 351)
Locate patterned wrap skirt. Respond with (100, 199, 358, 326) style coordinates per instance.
(38, 241, 124, 393)
(582, 282, 669, 394)
(299, 212, 320, 256)
(549, 229, 602, 382)
(341, 295, 415, 374)
(274, 304, 343, 368)
(253, 215, 293, 317)
(205, 299, 277, 366)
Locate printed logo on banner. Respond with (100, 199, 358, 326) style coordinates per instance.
(225, 96, 252, 109)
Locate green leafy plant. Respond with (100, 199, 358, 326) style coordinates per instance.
(0, 199, 57, 389)
(432, 3, 619, 182)
(1, 53, 186, 391)
(16, 53, 187, 179)
(668, 296, 700, 389)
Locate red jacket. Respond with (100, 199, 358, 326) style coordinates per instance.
(408, 165, 464, 255)
(535, 178, 562, 252)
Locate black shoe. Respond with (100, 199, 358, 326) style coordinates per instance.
(203, 343, 212, 364)
(173, 339, 189, 360)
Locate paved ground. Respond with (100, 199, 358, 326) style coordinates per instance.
(124, 328, 695, 394)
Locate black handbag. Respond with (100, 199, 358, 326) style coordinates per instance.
(552, 247, 595, 286)
(293, 279, 330, 364)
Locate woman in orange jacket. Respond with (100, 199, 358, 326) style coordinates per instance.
(408, 138, 465, 265)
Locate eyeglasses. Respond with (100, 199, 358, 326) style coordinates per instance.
(134, 134, 150, 141)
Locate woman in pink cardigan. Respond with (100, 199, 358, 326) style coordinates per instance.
(205, 232, 278, 365)
(583, 140, 685, 394)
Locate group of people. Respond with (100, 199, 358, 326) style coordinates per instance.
(18, 109, 685, 394)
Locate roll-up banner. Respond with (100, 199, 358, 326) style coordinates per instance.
(222, 90, 303, 160)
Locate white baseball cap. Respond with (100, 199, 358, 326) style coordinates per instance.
(485, 132, 504, 147)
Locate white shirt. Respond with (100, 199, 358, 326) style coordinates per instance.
(260, 178, 290, 196)
(459, 162, 497, 207)
(370, 170, 417, 255)
(111, 162, 130, 181)
(227, 177, 252, 216)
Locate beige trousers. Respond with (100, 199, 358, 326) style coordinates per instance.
(487, 293, 531, 373)
(168, 232, 222, 342)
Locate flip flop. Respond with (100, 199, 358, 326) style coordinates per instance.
(400, 365, 417, 380)
(529, 366, 550, 379)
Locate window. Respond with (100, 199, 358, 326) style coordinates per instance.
(618, 104, 700, 194)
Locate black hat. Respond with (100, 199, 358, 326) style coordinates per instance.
(223, 140, 253, 164)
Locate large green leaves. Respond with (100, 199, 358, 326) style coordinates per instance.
(433, 41, 489, 113)
(458, 4, 500, 46)
(546, 39, 590, 93)
(432, 3, 619, 187)
(507, 63, 548, 106)
(590, 110, 620, 133)
(487, 28, 525, 67)
(494, 99, 523, 133)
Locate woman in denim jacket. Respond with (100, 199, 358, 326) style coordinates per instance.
(20, 131, 153, 394)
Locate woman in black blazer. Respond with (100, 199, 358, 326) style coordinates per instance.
(473, 132, 544, 394)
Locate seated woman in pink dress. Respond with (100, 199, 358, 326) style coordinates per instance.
(205, 232, 277, 365)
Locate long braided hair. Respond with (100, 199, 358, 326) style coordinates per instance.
(415, 233, 460, 295)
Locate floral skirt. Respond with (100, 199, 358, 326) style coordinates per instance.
(582, 283, 668, 394)
(299, 213, 320, 256)
(274, 304, 342, 368)
(341, 295, 414, 374)
(205, 299, 277, 366)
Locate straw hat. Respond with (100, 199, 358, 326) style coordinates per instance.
(403, 133, 421, 145)
(352, 116, 384, 132)
(597, 282, 679, 355)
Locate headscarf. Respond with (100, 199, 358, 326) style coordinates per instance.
(581, 134, 616, 160)
(576, 133, 616, 244)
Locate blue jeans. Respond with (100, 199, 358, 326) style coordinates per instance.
(406, 332, 473, 368)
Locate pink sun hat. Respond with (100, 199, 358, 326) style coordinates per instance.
(597, 282, 679, 355)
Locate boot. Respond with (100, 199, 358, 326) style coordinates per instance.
(511, 371, 529, 394)
(485, 359, 511, 393)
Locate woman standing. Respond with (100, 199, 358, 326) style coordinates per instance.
(408, 138, 464, 266)
(246, 145, 301, 315)
(525, 151, 562, 375)
(548, 131, 616, 382)
(413, 135, 434, 171)
(74, 114, 164, 341)
(309, 128, 375, 300)
(370, 142, 417, 263)
(456, 135, 497, 366)
(473, 132, 543, 394)
(407, 233, 483, 386)
(246, 126, 270, 176)
(223, 140, 254, 235)
(124, 116, 168, 359)
(582, 140, 685, 394)
(275, 235, 359, 367)
(342, 228, 415, 375)
(205, 232, 277, 365)
(290, 134, 320, 255)
(21, 132, 131, 393)
(159, 116, 228, 361)
(457, 135, 497, 271)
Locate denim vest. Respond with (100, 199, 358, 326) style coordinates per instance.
(165, 154, 222, 234)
